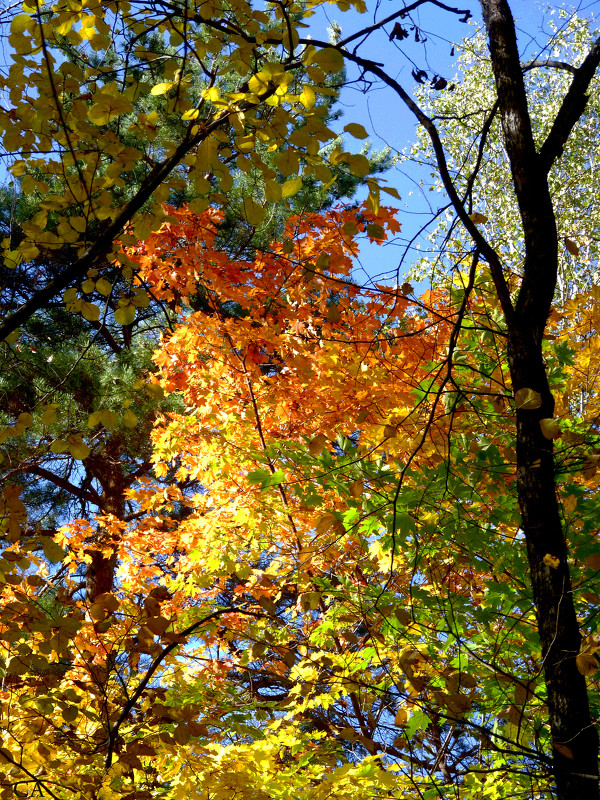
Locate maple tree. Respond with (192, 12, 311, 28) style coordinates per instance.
(1, 1, 600, 799)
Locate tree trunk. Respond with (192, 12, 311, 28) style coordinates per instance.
(509, 327, 599, 797)
(479, 1, 600, 795)
(85, 436, 125, 602)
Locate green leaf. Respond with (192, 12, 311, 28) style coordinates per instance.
(247, 469, 285, 489)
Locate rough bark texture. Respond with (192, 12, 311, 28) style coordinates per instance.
(481, 1, 600, 796)
(84, 437, 126, 602)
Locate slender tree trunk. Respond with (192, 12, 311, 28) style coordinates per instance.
(479, 1, 600, 795)
(509, 328, 599, 797)
(85, 436, 125, 601)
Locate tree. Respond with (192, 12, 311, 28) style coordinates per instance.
(0, 26, 387, 602)
(408, 11, 600, 301)
(2, 1, 600, 799)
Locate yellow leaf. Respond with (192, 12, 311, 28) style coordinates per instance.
(446, 693, 472, 714)
(346, 154, 370, 177)
(4, 329, 19, 344)
(144, 382, 165, 400)
(11, 14, 33, 34)
(344, 122, 368, 139)
(81, 302, 100, 322)
(540, 418, 561, 439)
(327, 303, 341, 323)
(96, 278, 113, 296)
(100, 410, 120, 430)
(4, 249, 22, 268)
(95, 592, 120, 612)
(43, 538, 67, 563)
(40, 404, 58, 426)
(514, 388, 542, 410)
(349, 479, 363, 498)
(123, 409, 138, 429)
(69, 441, 91, 460)
(151, 82, 173, 96)
(251, 642, 267, 660)
(189, 197, 209, 214)
(49, 439, 69, 454)
(62, 706, 78, 723)
(248, 71, 271, 95)
(543, 553, 560, 569)
(381, 185, 401, 200)
(145, 616, 170, 635)
(308, 433, 327, 456)
(313, 47, 345, 74)
(394, 708, 410, 727)
(114, 305, 136, 325)
(299, 85, 316, 109)
(356, 409, 369, 424)
(131, 289, 150, 308)
(298, 592, 321, 611)
(264, 180, 282, 203)
(367, 223, 385, 240)
(90, 603, 107, 621)
(275, 148, 300, 176)
(88, 410, 103, 428)
(235, 134, 255, 153)
(88, 93, 134, 125)
(563, 495, 577, 514)
(316, 513, 337, 534)
(242, 197, 266, 227)
(281, 176, 302, 198)
(584, 553, 600, 571)
(18, 412, 33, 427)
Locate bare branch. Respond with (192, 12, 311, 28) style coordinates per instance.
(23, 464, 103, 507)
(0, 112, 232, 342)
(521, 59, 577, 75)
(539, 36, 600, 172)
(104, 606, 263, 769)
(300, 36, 515, 325)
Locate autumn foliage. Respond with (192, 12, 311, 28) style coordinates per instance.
(1, 200, 600, 799)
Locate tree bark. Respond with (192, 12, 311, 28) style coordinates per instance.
(481, 1, 600, 795)
(85, 436, 126, 602)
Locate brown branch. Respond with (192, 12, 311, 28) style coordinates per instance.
(398, 0, 471, 21)
(521, 59, 577, 75)
(0, 110, 231, 342)
(539, 36, 600, 172)
(104, 606, 262, 769)
(299, 36, 515, 326)
(337, 2, 470, 51)
(22, 464, 102, 507)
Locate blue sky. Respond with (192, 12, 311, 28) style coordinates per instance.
(307, 0, 600, 285)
